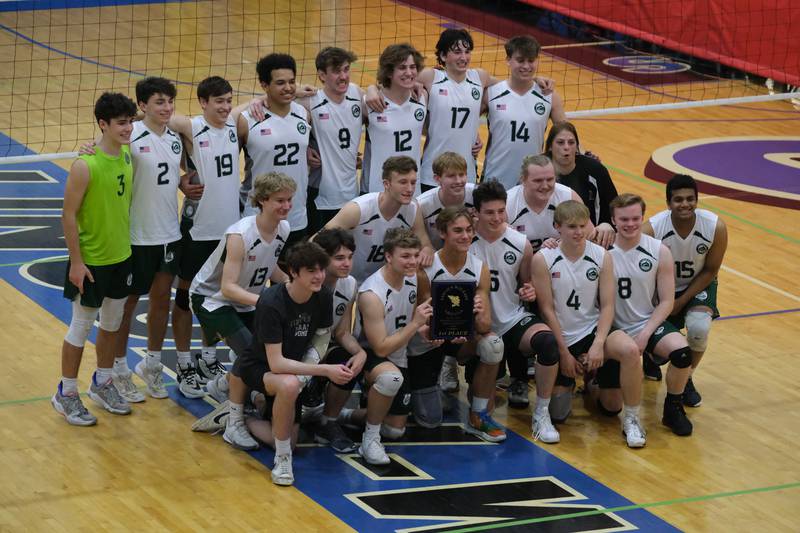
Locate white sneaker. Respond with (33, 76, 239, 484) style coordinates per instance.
(359, 436, 390, 465)
(271, 454, 294, 486)
(134, 360, 168, 399)
(177, 363, 205, 399)
(622, 415, 647, 448)
(88, 375, 131, 415)
(438, 356, 459, 393)
(223, 417, 259, 450)
(205, 374, 229, 403)
(195, 355, 226, 385)
(532, 411, 560, 444)
(112, 370, 146, 403)
(191, 400, 230, 433)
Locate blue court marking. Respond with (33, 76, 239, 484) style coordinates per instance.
(0, 131, 676, 532)
(0, 0, 187, 12)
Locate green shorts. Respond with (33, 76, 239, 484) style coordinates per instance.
(645, 320, 681, 353)
(190, 294, 255, 345)
(130, 240, 181, 295)
(668, 278, 720, 330)
(63, 257, 132, 308)
(179, 217, 220, 282)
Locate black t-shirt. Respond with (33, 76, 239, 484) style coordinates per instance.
(240, 283, 333, 368)
(555, 154, 618, 226)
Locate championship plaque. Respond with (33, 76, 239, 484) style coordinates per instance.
(431, 280, 475, 339)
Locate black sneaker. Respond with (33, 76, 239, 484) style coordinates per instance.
(662, 399, 693, 436)
(314, 420, 357, 453)
(682, 378, 702, 407)
(301, 376, 327, 409)
(507, 379, 530, 408)
(643, 353, 662, 381)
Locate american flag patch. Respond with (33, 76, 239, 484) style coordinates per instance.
(438, 88, 448, 96)
(260, 128, 271, 135)
(552, 272, 560, 278)
(198, 140, 209, 148)
(496, 104, 506, 110)
(377, 115, 388, 123)
(248, 254, 256, 261)
(363, 228, 373, 235)
(318, 113, 329, 120)
(138, 146, 150, 153)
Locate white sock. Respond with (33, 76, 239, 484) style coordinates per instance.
(201, 346, 217, 364)
(61, 377, 78, 395)
(275, 438, 291, 457)
(215, 374, 229, 392)
(229, 402, 244, 423)
(113, 356, 130, 374)
(623, 404, 640, 420)
(95, 367, 112, 385)
(364, 422, 381, 442)
(471, 396, 489, 413)
(535, 396, 550, 415)
(146, 350, 162, 368)
(177, 351, 192, 367)
(338, 407, 354, 424)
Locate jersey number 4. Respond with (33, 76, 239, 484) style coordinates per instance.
(567, 289, 581, 310)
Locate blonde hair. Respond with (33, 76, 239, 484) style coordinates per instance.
(610, 193, 646, 216)
(383, 227, 421, 254)
(432, 151, 467, 177)
(251, 172, 297, 208)
(554, 200, 590, 225)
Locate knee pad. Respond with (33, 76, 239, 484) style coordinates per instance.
(531, 331, 559, 367)
(597, 398, 622, 417)
(225, 327, 253, 364)
(64, 301, 98, 347)
(373, 370, 404, 397)
(646, 351, 669, 366)
(668, 346, 693, 369)
(380, 423, 406, 440)
(685, 311, 712, 352)
(175, 288, 190, 311)
(477, 334, 504, 365)
(549, 390, 573, 423)
(411, 386, 442, 428)
(98, 297, 126, 331)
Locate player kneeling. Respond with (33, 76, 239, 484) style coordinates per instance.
(532, 201, 646, 448)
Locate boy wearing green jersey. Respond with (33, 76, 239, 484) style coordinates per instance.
(52, 92, 138, 426)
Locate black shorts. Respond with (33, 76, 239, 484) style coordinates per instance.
(364, 349, 411, 416)
(178, 217, 219, 282)
(130, 240, 181, 295)
(325, 345, 361, 391)
(233, 355, 302, 423)
(259, 393, 302, 423)
(407, 347, 446, 391)
(63, 257, 132, 308)
(555, 330, 597, 388)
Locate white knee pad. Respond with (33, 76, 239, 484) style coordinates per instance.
(685, 311, 712, 352)
(373, 370, 404, 397)
(411, 386, 442, 428)
(477, 334, 504, 365)
(64, 300, 98, 347)
(98, 297, 126, 332)
(549, 391, 573, 423)
(380, 423, 406, 440)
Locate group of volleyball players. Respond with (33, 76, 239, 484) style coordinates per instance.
(52, 27, 727, 486)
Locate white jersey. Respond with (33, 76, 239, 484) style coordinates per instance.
(483, 81, 552, 190)
(308, 84, 363, 209)
(540, 241, 606, 346)
(469, 226, 530, 336)
(182, 116, 242, 241)
(331, 275, 357, 331)
(190, 217, 290, 313)
(349, 192, 418, 284)
(362, 94, 426, 195)
(241, 102, 311, 230)
(506, 183, 572, 252)
(609, 235, 661, 336)
(355, 270, 418, 368)
(419, 69, 483, 185)
(129, 121, 183, 245)
(649, 208, 718, 291)
(416, 183, 475, 250)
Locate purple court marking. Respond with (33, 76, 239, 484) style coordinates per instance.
(673, 140, 800, 194)
(717, 308, 800, 321)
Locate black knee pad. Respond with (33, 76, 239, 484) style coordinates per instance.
(597, 398, 622, 417)
(530, 331, 558, 366)
(175, 288, 190, 311)
(596, 360, 620, 389)
(669, 346, 692, 369)
(646, 351, 669, 366)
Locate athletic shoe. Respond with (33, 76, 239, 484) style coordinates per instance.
(191, 399, 230, 433)
(526, 356, 536, 378)
(112, 369, 146, 403)
(532, 411, 560, 444)
(465, 410, 507, 443)
(359, 436, 391, 465)
(682, 378, 702, 407)
(223, 417, 259, 451)
(438, 357, 459, 393)
(205, 374, 229, 404)
(51, 383, 97, 426)
(508, 379, 530, 408)
(662, 399, 693, 436)
(300, 376, 326, 423)
(134, 360, 169, 399)
(622, 415, 647, 448)
(177, 363, 205, 399)
(88, 374, 131, 415)
(195, 355, 226, 385)
(314, 420, 358, 453)
(271, 454, 294, 486)
(643, 353, 662, 381)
